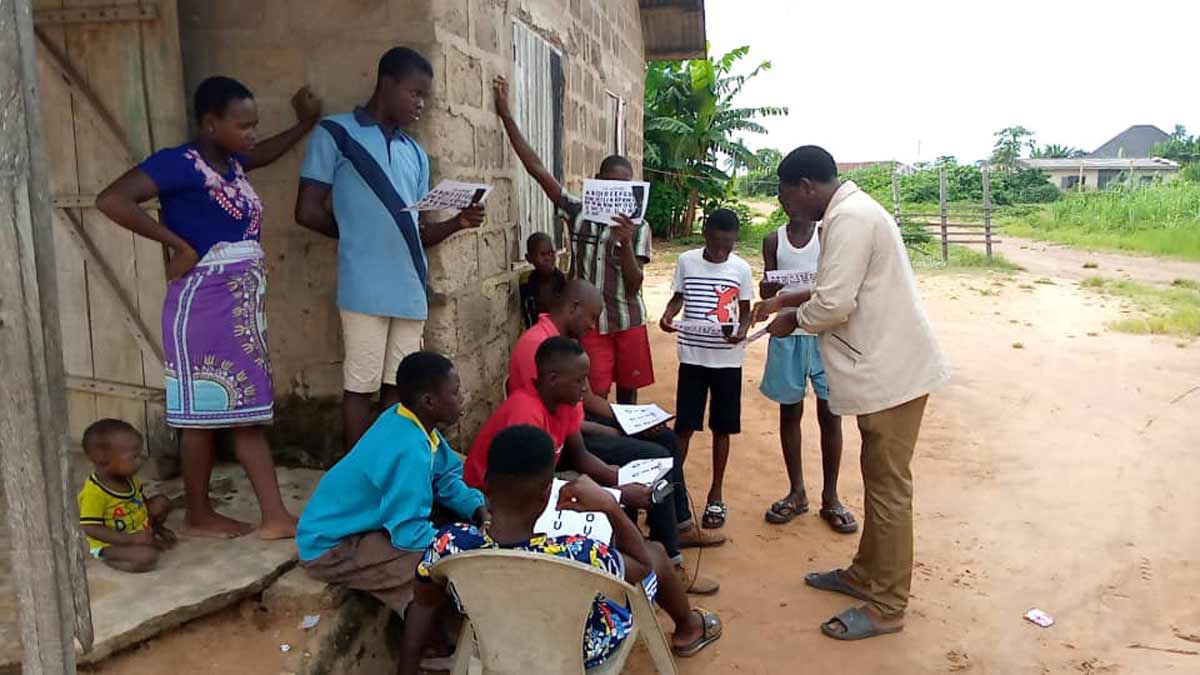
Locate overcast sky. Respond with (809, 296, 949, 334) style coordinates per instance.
(706, 0, 1198, 164)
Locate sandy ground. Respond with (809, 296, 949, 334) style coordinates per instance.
(86, 243, 1200, 674)
(985, 236, 1200, 285)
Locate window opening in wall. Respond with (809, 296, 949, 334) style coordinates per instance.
(512, 22, 565, 257)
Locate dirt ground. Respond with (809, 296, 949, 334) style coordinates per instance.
(88, 242, 1200, 674)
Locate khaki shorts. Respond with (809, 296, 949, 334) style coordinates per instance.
(340, 309, 424, 393)
(301, 530, 423, 613)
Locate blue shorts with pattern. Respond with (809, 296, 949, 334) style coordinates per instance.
(760, 334, 829, 404)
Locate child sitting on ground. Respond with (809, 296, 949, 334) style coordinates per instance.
(519, 231, 567, 328)
(78, 419, 175, 573)
(660, 208, 754, 530)
(398, 425, 721, 674)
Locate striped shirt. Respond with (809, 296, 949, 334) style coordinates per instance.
(557, 191, 652, 335)
(671, 249, 754, 369)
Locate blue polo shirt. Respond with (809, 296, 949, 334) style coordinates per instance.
(300, 108, 431, 319)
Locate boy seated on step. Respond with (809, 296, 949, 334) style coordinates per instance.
(519, 231, 567, 328)
(398, 425, 722, 674)
(297, 351, 489, 615)
(78, 419, 176, 573)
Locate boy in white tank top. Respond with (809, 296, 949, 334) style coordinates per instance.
(759, 217, 857, 534)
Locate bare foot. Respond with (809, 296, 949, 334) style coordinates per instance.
(181, 511, 255, 539)
(257, 515, 298, 540)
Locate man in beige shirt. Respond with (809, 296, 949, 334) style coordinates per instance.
(756, 145, 951, 641)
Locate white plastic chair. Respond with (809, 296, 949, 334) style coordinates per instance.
(429, 548, 677, 675)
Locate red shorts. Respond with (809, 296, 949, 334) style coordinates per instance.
(581, 325, 655, 395)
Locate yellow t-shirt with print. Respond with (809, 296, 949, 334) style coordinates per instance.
(78, 474, 149, 552)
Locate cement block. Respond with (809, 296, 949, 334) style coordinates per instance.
(295, 591, 402, 675)
(424, 301, 460, 354)
(447, 45, 483, 108)
(263, 566, 348, 613)
(471, 0, 503, 53)
(474, 123, 505, 170)
(476, 227, 510, 278)
(428, 113, 476, 169)
(433, 0, 469, 40)
(455, 292, 494, 350)
(271, 394, 343, 469)
(427, 229, 480, 294)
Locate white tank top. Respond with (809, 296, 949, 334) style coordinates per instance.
(775, 224, 820, 335)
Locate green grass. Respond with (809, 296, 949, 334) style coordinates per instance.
(907, 244, 1019, 272)
(1000, 182, 1200, 260)
(1080, 276, 1200, 337)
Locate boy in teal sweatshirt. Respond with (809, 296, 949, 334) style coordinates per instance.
(297, 351, 488, 611)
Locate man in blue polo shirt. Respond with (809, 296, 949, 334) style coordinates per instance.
(296, 47, 485, 452)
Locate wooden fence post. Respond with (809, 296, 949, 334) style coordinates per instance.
(1, 0, 93, 671)
(982, 164, 993, 261)
(891, 167, 902, 226)
(938, 166, 948, 261)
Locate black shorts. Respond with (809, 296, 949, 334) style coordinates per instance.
(674, 363, 742, 434)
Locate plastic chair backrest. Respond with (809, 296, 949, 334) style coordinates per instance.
(429, 548, 674, 675)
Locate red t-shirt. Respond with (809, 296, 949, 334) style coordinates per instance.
(463, 388, 585, 488)
(508, 314, 560, 396)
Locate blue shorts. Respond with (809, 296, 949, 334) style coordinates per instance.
(760, 335, 829, 404)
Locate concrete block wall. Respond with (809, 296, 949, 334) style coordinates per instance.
(177, 0, 646, 458)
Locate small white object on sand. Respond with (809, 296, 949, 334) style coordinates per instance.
(1024, 608, 1054, 628)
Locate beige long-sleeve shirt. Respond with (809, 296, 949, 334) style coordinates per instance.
(797, 181, 951, 415)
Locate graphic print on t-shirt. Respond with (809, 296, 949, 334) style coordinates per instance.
(671, 249, 754, 368)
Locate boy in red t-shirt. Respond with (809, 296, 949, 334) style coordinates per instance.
(464, 337, 650, 510)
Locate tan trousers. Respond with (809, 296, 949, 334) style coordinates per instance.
(845, 395, 928, 619)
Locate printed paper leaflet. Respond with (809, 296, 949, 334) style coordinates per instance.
(581, 179, 651, 225)
(610, 403, 674, 436)
(534, 479, 621, 543)
(408, 180, 492, 211)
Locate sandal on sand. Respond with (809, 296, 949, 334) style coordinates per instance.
(701, 502, 727, 529)
(804, 569, 870, 601)
(820, 607, 903, 641)
(765, 496, 809, 524)
(819, 504, 859, 534)
(673, 607, 723, 657)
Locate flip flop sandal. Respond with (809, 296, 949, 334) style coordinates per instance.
(819, 504, 859, 534)
(820, 607, 903, 641)
(701, 501, 727, 529)
(804, 569, 870, 601)
(673, 607, 723, 657)
(765, 497, 809, 524)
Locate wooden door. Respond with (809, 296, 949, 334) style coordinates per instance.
(32, 0, 187, 471)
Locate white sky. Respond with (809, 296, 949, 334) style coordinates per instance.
(706, 0, 1199, 164)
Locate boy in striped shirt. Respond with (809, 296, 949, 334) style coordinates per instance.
(660, 209, 753, 529)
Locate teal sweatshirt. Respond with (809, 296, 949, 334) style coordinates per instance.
(296, 404, 485, 561)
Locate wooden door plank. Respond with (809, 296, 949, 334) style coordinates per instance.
(53, 207, 164, 362)
(65, 0, 154, 435)
(34, 0, 98, 452)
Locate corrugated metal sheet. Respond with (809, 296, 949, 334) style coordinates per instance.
(513, 23, 563, 249)
(640, 0, 707, 60)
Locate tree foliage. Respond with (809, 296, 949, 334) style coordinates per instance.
(644, 46, 787, 237)
(1032, 144, 1086, 159)
(991, 126, 1036, 171)
(842, 162, 1058, 206)
(1153, 125, 1200, 166)
(734, 147, 784, 197)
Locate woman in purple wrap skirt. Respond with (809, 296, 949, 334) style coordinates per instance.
(97, 76, 321, 539)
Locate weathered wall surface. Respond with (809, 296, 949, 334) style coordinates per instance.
(177, 0, 645, 459)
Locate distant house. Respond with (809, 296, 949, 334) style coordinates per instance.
(1021, 125, 1180, 190)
